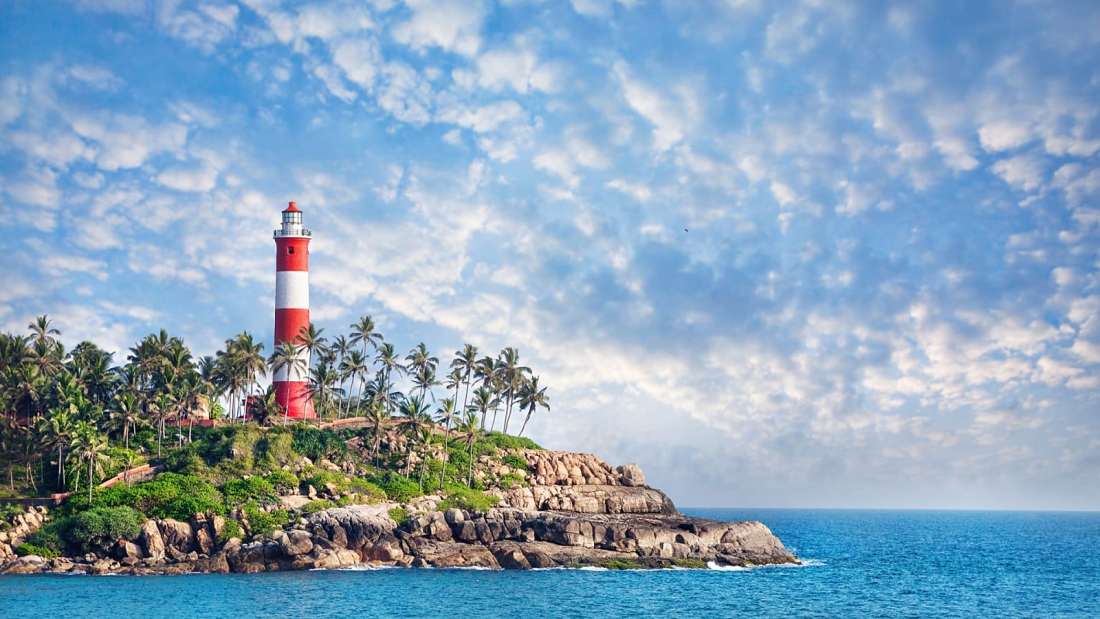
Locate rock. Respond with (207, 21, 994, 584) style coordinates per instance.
(406, 539, 500, 569)
(279, 495, 312, 510)
(90, 558, 119, 575)
(112, 540, 142, 561)
(158, 519, 194, 553)
(195, 527, 215, 555)
(444, 508, 465, 525)
(194, 551, 230, 574)
(280, 530, 314, 557)
(491, 543, 532, 570)
(309, 548, 360, 569)
(306, 504, 395, 551)
(617, 464, 646, 487)
(2, 555, 46, 574)
(362, 534, 404, 562)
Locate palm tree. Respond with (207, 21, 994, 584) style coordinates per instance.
(349, 315, 384, 358)
(469, 386, 498, 434)
(497, 348, 530, 434)
(474, 356, 500, 430)
(41, 407, 74, 489)
(27, 315, 60, 347)
(295, 323, 328, 371)
(250, 385, 284, 426)
(308, 362, 343, 420)
(398, 395, 433, 477)
(268, 342, 307, 423)
(150, 392, 176, 460)
(375, 342, 404, 385)
(458, 411, 480, 487)
(69, 421, 109, 502)
(516, 375, 550, 438)
(435, 398, 457, 488)
(451, 344, 478, 426)
(365, 400, 390, 463)
(109, 391, 142, 451)
(339, 350, 368, 418)
(412, 364, 440, 402)
(405, 343, 438, 394)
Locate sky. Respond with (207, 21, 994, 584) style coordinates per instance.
(1, 0, 1098, 510)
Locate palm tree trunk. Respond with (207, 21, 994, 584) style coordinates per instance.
(87, 459, 93, 502)
(518, 409, 533, 438)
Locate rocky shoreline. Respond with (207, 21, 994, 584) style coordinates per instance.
(1, 451, 797, 575)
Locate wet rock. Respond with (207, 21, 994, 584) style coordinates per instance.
(158, 519, 194, 553)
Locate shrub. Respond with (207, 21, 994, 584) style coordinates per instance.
(482, 432, 541, 451)
(222, 476, 276, 507)
(15, 543, 59, 558)
(78, 473, 224, 521)
(68, 506, 143, 552)
(371, 473, 422, 503)
(165, 445, 208, 476)
(497, 472, 527, 489)
(217, 518, 243, 544)
(291, 426, 347, 462)
(257, 431, 296, 468)
(438, 485, 499, 513)
(300, 499, 335, 514)
(501, 454, 527, 471)
(24, 520, 67, 556)
(301, 469, 348, 494)
(348, 478, 386, 501)
(264, 470, 299, 494)
(243, 502, 289, 538)
(387, 507, 409, 525)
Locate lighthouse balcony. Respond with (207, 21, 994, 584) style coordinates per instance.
(274, 227, 312, 238)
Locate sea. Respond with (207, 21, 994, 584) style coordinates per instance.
(1, 508, 1097, 618)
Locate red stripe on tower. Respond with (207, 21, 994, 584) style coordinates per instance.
(273, 201, 315, 419)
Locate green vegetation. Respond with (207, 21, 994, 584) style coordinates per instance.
(300, 499, 335, 514)
(437, 485, 499, 513)
(387, 507, 409, 524)
(242, 502, 289, 537)
(217, 518, 243, 544)
(600, 558, 645, 570)
(15, 542, 59, 558)
(0, 314, 555, 550)
(671, 558, 708, 569)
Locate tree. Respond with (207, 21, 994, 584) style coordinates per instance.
(339, 350, 368, 418)
(458, 411, 480, 487)
(27, 315, 60, 347)
(308, 361, 343, 420)
(516, 375, 550, 438)
(398, 395, 433, 477)
(450, 344, 478, 429)
(295, 323, 329, 371)
(435, 397, 457, 488)
(69, 421, 109, 502)
(40, 407, 74, 489)
(349, 315, 384, 359)
(365, 400, 390, 463)
(468, 386, 498, 435)
(474, 356, 500, 431)
(497, 347, 530, 434)
(375, 343, 404, 386)
(109, 391, 142, 451)
(268, 342, 307, 423)
(404, 343, 438, 399)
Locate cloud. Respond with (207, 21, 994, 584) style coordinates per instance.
(991, 154, 1046, 192)
(612, 61, 697, 152)
(392, 0, 485, 57)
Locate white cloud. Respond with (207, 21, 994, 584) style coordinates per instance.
(437, 99, 524, 133)
(332, 37, 382, 89)
(991, 154, 1045, 192)
(606, 178, 652, 202)
(979, 120, 1033, 152)
(392, 0, 485, 57)
(69, 113, 188, 171)
(156, 162, 220, 192)
(613, 61, 696, 152)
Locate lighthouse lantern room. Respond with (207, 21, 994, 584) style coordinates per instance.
(273, 201, 315, 419)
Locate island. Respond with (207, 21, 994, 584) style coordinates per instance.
(0, 317, 796, 574)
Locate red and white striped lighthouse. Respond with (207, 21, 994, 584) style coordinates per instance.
(273, 201, 315, 419)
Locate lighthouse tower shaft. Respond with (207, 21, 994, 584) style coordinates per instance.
(273, 201, 315, 419)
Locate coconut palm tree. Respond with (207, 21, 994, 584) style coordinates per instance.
(41, 407, 74, 489)
(497, 348, 530, 434)
(468, 386, 498, 434)
(27, 315, 60, 347)
(69, 421, 109, 502)
(516, 375, 550, 438)
(308, 361, 343, 420)
(295, 323, 329, 371)
(109, 391, 142, 451)
(149, 392, 176, 460)
(474, 356, 501, 430)
(412, 364, 440, 402)
(404, 343, 438, 391)
(339, 350, 368, 418)
(375, 342, 404, 385)
(398, 395, 433, 477)
(268, 342, 307, 422)
(451, 344, 478, 425)
(349, 315, 384, 358)
(365, 400, 390, 463)
(458, 411, 480, 487)
(435, 398, 457, 488)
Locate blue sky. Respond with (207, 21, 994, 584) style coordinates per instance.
(2, 0, 1098, 509)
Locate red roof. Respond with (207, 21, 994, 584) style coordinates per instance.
(283, 201, 300, 213)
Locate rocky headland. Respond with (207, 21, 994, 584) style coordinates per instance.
(2, 449, 796, 575)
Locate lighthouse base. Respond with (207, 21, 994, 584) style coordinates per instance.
(275, 381, 316, 419)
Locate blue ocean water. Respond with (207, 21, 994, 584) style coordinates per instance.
(1, 509, 1097, 618)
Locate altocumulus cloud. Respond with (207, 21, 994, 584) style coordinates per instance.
(0, 0, 1098, 510)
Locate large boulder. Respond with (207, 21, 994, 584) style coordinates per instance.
(139, 520, 165, 560)
(279, 530, 314, 557)
(158, 519, 194, 553)
(616, 464, 646, 487)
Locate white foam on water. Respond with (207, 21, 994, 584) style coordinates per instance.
(705, 561, 749, 571)
(576, 566, 609, 571)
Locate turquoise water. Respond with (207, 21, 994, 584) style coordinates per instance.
(2, 509, 1097, 618)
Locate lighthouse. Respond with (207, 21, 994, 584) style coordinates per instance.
(273, 201, 315, 419)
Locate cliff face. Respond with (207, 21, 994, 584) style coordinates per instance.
(1, 451, 797, 574)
